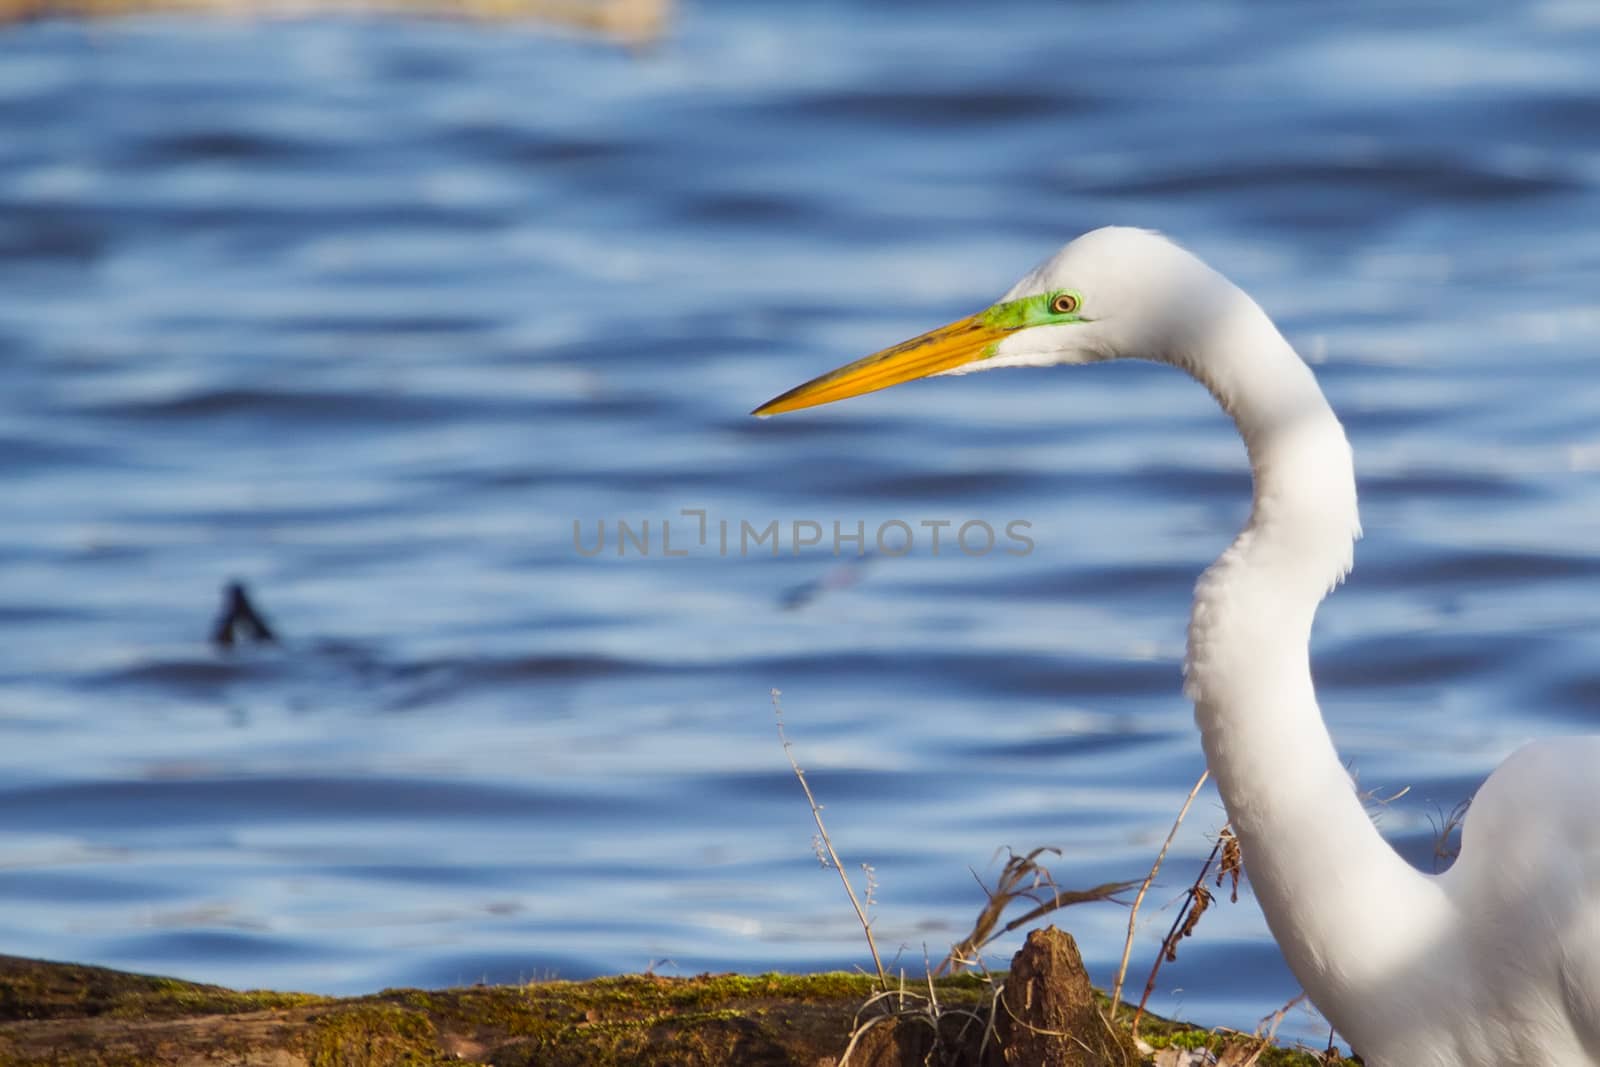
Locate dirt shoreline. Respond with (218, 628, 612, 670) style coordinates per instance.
(0, 929, 1357, 1065)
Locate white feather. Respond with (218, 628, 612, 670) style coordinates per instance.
(952, 227, 1600, 1066)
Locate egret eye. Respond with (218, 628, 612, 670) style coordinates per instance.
(1049, 292, 1081, 316)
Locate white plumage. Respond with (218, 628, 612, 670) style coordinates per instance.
(757, 227, 1600, 1065)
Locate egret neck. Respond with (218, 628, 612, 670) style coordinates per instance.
(752, 227, 1600, 1066)
(1179, 288, 1452, 1040)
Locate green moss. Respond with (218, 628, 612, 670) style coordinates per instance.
(110, 976, 325, 1019)
(0, 955, 1360, 1066)
(1143, 1027, 1221, 1052)
(305, 1003, 447, 1067)
(0, 955, 328, 1023)
(380, 970, 947, 1044)
(1136, 1014, 1361, 1066)
(364, 971, 964, 1067)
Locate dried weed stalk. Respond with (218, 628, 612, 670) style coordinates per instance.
(836, 967, 1000, 1066)
(1257, 990, 1309, 1046)
(1110, 768, 1209, 1017)
(1430, 797, 1471, 872)
(940, 846, 1138, 975)
(1132, 818, 1243, 1038)
(1149, 990, 1317, 1067)
(771, 688, 888, 989)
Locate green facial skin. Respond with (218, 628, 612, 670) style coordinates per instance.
(977, 290, 1085, 358)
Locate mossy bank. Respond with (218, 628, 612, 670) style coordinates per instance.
(0, 940, 1358, 1066)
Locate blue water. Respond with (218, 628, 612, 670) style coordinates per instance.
(2, 0, 1598, 1047)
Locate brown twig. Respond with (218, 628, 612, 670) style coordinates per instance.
(1257, 990, 1309, 1045)
(1110, 768, 1208, 1018)
(834, 973, 994, 1067)
(771, 688, 888, 989)
(940, 846, 1137, 974)
(1215, 825, 1243, 903)
(1132, 827, 1232, 1038)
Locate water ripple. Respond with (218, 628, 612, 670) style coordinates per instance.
(0, 3, 1595, 1043)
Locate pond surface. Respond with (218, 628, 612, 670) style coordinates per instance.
(1, 0, 1598, 1045)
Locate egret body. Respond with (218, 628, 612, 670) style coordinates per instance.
(754, 227, 1600, 1067)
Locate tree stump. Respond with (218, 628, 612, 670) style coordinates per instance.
(993, 926, 1139, 1067)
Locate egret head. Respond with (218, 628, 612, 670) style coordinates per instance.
(753, 226, 1227, 416)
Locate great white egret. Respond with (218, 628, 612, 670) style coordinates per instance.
(753, 227, 1600, 1067)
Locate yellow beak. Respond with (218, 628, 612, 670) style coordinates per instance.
(752, 311, 1004, 416)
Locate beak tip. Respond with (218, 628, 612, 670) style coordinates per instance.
(751, 309, 993, 419)
(751, 392, 803, 417)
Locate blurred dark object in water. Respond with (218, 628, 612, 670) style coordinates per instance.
(0, 0, 669, 43)
(781, 553, 873, 611)
(212, 581, 277, 648)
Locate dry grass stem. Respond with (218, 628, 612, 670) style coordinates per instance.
(1133, 821, 1237, 1038)
(835, 978, 995, 1067)
(1430, 797, 1471, 871)
(1257, 991, 1309, 1045)
(1216, 825, 1242, 902)
(1149, 993, 1330, 1067)
(940, 846, 1137, 974)
(771, 688, 888, 989)
(1110, 768, 1208, 1018)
